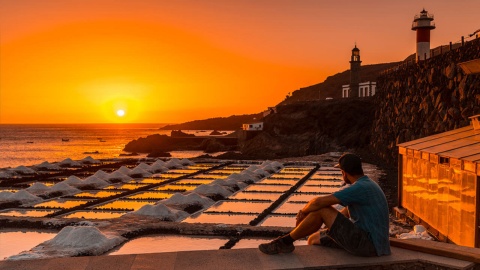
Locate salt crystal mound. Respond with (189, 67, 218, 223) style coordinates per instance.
(135, 162, 152, 170)
(253, 168, 270, 178)
(128, 167, 152, 178)
(108, 171, 132, 182)
(192, 183, 232, 198)
(180, 158, 195, 166)
(13, 165, 36, 175)
(227, 173, 256, 183)
(7, 226, 126, 260)
(35, 161, 61, 170)
(117, 166, 131, 174)
(126, 204, 188, 221)
(246, 165, 261, 172)
(9, 190, 42, 204)
(25, 182, 50, 195)
(159, 193, 214, 210)
(240, 170, 259, 180)
(79, 176, 109, 188)
(0, 191, 13, 201)
(0, 171, 14, 178)
(63, 175, 83, 186)
(58, 158, 82, 167)
(260, 164, 277, 174)
(165, 159, 183, 169)
(152, 159, 166, 167)
(148, 163, 168, 173)
(49, 182, 80, 195)
(93, 170, 110, 180)
(80, 156, 101, 164)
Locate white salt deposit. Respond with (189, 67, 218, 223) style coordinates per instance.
(36, 161, 61, 170)
(148, 163, 168, 173)
(7, 226, 126, 260)
(159, 193, 214, 209)
(0, 171, 14, 178)
(246, 165, 261, 172)
(253, 168, 270, 178)
(135, 162, 152, 170)
(59, 158, 82, 167)
(25, 182, 50, 195)
(63, 175, 83, 186)
(127, 204, 188, 221)
(13, 165, 36, 175)
(117, 166, 131, 174)
(81, 176, 109, 188)
(180, 158, 195, 166)
(128, 167, 152, 177)
(227, 173, 254, 183)
(81, 156, 101, 164)
(260, 164, 276, 174)
(165, 159, 183, 169)
(0, 191, 13, 201)
(193, 184, 232, 198)
(93, 170, 110, 180)
(10, 190, 42, 204)
(50, 182, 80, 195)
(108, 171, 132, 182)
(152, 159, 166, 167)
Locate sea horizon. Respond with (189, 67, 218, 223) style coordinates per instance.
(0, 124, 221, 168)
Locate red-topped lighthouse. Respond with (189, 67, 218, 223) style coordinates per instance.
(412, 9, 436, 62)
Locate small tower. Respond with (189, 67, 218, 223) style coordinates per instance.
(349, 44, 361, 97)
(411, 9, 435, 62)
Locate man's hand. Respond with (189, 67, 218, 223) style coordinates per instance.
(296, 210, 307, 226)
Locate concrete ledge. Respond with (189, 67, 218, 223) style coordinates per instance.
(391, 238, 480, 264)
(0, 244, 476, 270)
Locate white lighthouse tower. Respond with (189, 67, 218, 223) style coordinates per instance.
(411, 9, 435, 62)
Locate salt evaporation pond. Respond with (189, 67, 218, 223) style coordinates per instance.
(0, 154, 388, 260)
(0, 230, 56, 260)
(108, 235, 229, 255)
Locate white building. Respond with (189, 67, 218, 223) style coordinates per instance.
(242, 122, 263, 131)
(342, 81, 376, 98)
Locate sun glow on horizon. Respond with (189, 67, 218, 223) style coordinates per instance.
(116, 109, 125, 117)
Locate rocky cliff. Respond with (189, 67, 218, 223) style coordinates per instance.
(371, 38, 480, 165)
(239, 98, 375, 159)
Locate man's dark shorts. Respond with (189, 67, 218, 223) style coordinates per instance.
(320, 212, 377, 257)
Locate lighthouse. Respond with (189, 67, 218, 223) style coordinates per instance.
(411, 9, 435, 61)
(349, 44, 361, 97)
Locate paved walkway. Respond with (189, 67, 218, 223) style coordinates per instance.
(1, 240, 478, 270)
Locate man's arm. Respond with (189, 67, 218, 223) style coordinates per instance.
(302, 194, 340, 214)
(295, 194, 341, 226)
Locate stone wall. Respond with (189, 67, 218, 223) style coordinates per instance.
(371, 38, 480, 166)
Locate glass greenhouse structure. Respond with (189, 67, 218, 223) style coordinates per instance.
(397, 115, 480, 247)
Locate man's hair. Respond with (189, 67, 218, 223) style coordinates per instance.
(335, 153, 364, 175)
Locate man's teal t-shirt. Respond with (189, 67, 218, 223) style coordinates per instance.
(333, 175, 391, 256)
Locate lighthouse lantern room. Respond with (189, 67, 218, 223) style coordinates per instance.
(412, 9, 436, 62)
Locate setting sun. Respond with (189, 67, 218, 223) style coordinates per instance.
(116, 109, 125, 117)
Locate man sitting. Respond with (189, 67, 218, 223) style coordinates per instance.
(258, 153, 391, 257)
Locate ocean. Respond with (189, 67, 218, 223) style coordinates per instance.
(0, 124, 217, 169)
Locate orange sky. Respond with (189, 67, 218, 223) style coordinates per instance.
(1, 0, 479, 124)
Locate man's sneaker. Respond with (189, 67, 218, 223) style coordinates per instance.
(258, 237, 295, 255)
